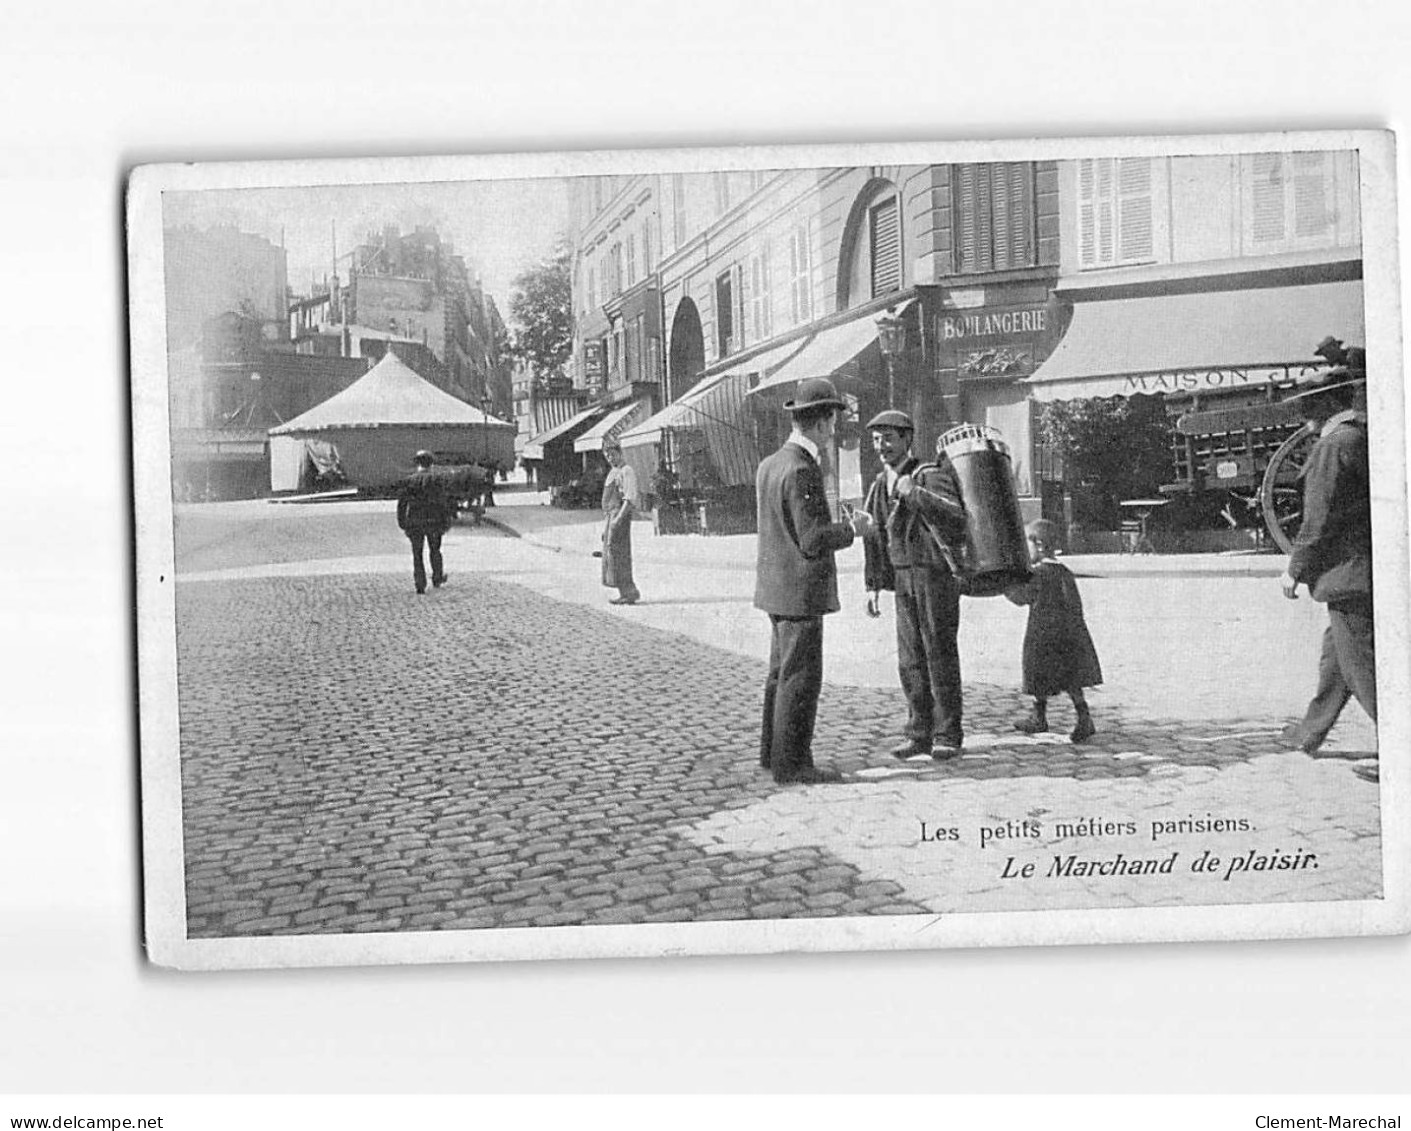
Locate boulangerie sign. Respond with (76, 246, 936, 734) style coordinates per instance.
(127, 130, 1409, 969)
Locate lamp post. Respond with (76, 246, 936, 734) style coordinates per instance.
(480, 394, 492, 468)
(874, 310, 906, 409)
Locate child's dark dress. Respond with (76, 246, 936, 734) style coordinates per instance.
(1007, 559, 1103, 696)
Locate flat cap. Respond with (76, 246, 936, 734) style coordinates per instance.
(866, 410, 915, 432)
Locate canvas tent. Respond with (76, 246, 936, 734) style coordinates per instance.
(268, 350, 515, 491)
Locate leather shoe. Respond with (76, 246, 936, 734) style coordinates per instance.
(1070, 716, 1097, 743)
(931, 744, 963, 761)
(889, 740, 932, 761)
(609, 596, 640, 605)
(776, 766, 844, 785)
(432, 574, 447, 588)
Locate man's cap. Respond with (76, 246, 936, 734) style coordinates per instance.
(413, 450, 435, 465)
(1284, 365, 1366, 404)
(782, 376, 848, 413)
(866, 409, 915, 432)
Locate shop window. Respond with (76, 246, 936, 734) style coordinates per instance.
(1078, 157, 1156, 269)
(1244, 151, 1337, 251)
(789, 224, 813, 325)
(748, 246, 773, 343)
(954, 163, 1038, 273)
(869, 196, 902, 296)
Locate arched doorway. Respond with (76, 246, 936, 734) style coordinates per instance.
(668, 297, 705, 403)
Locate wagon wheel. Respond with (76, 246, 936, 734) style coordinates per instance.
(1259, 423, 1317, 554)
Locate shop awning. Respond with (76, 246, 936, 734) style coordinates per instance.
(574, 399, 649, 453)
(749, 313, 886, 395)
(621, 338, 807, 450)
(1022, 279, 1364, 402)
(521, 404, 604, 462)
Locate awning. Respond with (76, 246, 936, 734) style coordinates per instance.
(621, 338, 807, 450)
(574, 399, 649, 453)
(521, 404, 604, 462)
(749, 313, 887, 396)
(1023, 279, 1364, 402)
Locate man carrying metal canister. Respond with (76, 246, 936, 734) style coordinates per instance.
(860, 410, 970, 760)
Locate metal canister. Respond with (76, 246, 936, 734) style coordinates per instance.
(937, 423, 1032, 597)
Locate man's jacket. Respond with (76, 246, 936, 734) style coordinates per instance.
(396, 469, 452, 535)
(754, 442, 856, 617)
(1288, 414, 1372, 604)
(861, 455, 967, 593)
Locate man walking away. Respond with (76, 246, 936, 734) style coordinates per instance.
(397, 450, 453, 595)
(755, 377, 873, 785)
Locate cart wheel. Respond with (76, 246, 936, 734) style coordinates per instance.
(1259, 423, 1317, 554)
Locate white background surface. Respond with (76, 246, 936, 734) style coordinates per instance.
(3, 0, 1411, 1095)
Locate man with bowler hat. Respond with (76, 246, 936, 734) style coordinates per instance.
(754, 377, 873, 785)
(396, 450, 453, 595)
(1279, 363, 1376, 759)
(860, 410, 970, 759)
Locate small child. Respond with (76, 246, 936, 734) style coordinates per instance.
(1004, 519, 1103, 743)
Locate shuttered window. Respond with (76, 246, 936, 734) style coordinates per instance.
(955, 163, 1037, 273)
(748, 246, 772, 343)
(789, 224, 813, 325)
(869, 196, 901, 296)
(1247, 151, 1336, 249)
(1077, 157, 1155, 268)
(626, 233, 637, 287)
(672, 175, 688, 247)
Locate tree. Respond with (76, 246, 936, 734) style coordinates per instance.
(507, 242, 573, 383)
(1036, 395, 1173, 529)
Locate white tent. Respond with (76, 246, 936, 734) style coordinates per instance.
(269, 350, 515, 489)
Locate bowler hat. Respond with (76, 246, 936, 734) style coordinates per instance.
(783, 376, 848, 413)
(866, 409, 915, 432)
(1284, 365, 1366, 404)
(413, 449, 435, 466)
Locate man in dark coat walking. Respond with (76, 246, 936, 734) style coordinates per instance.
(755, 377, 873, 785)
(860, 411, 970, 759)
(1280, 365, 1376, 756)
(396, 449, 453, 595)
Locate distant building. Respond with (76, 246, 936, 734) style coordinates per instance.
(164, 225, 288, 351)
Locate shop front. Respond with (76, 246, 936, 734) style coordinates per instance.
(1020, 269, 1365, 550)
(919, 276, 1060, 524)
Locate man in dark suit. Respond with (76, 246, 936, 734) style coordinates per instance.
(860, 410, 970, 760)
(1279, 365, 1375, 757)
(754, 377, 873, 785)
(396, 450, 453, 595)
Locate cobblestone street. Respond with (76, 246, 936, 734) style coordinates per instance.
(172, 500, 1383, 940)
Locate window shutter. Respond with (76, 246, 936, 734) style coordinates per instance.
(1078, 160, 1096, 268)
(870, 195, 901, 296)
(1292, 151, 1330, 238)
(1006, 163, 1034, 267)
(992, 164, 1012, 268)
(1117, 158, 1153, 261)
(956, 165, 979, 273)
(1251, 153, 1286, 244)
(1095, 159, 1115, 264)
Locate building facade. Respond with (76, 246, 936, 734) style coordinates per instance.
(1024, 149, 1364, 538)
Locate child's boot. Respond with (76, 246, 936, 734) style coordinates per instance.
(1070, 706, 1097, 743)
(1014, 703, 1048, 733)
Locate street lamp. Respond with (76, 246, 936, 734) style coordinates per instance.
(875, 310, 906, 408)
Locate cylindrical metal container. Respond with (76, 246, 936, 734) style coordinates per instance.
(937, 423, 1032, 597)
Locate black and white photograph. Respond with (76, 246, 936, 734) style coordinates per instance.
(128, 133, 1409, 969)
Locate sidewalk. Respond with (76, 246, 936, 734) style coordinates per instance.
(483, 500, 1288, 578)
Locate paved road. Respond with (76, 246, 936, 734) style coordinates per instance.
(172, 504, 1382, 939)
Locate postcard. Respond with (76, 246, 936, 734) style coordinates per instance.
(127, 130, 1409, 969)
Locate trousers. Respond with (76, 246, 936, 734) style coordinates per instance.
(1296, 597, 1377, 749)
(408, 530, 444, 592)
(895, 564, 963, 748)
(759, 614, 824, 782)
